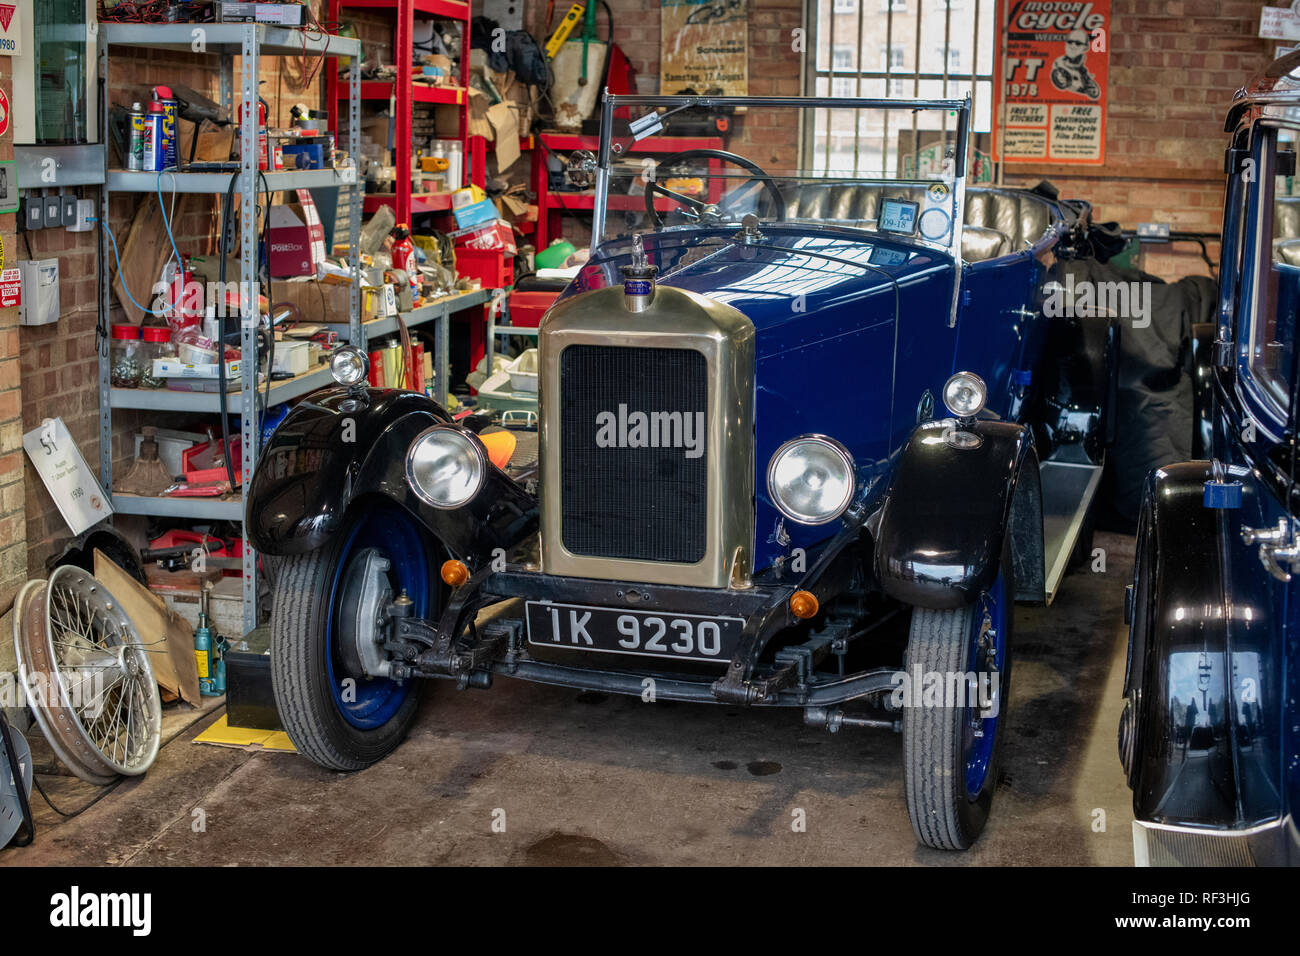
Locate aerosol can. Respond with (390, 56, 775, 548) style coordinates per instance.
(127, 103, 146, 171)
(152, 85, 178, 169)
(195, 583, 225, 696)
(144, 101, 167, 172)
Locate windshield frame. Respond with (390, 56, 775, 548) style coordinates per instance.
(590, 93, 973, 262)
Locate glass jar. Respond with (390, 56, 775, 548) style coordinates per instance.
(138, 326, 174, 388)
(110, 324, 144, 388)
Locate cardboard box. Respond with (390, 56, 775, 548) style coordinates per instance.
(451, 219, 517, 255)
(453, 197, 500, 229)
(268, 190, 327, 279)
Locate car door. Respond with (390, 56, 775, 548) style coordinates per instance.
(1210, 118, 1294, 832)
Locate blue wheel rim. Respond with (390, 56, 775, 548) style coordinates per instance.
(964, 569, 1007, 797)
(325, 506, 431, 729)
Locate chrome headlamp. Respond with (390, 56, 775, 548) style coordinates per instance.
(766, 435, 856, 526)
(406, 426, 486, 510)
(330, 346, 369, 387)
(942, 371, 987, 420)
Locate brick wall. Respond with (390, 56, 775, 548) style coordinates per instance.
(0, 68, 26, 609)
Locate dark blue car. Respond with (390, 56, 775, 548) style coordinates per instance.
(247, 94, 1115, 850)
(1121, 55, 1300, 866)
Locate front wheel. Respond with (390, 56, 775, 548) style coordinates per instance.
(270, 503, 438, 771)
(902, 538, 1014, 850)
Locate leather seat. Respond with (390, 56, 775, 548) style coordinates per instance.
(759, 183, 1056, 262)
(1274, 197, 1300, 265)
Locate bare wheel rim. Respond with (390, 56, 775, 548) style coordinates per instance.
(14, 567, 161, 780)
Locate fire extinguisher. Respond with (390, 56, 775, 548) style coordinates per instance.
(238, 96, 270, 170)
(391, 225, 418, 296)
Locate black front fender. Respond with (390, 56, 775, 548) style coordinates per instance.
(246, 387, 538, 559)
(873, 419, 1043, 609)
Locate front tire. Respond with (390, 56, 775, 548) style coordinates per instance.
(270, 503, 437, 771)
(903, 538, 1014, 850)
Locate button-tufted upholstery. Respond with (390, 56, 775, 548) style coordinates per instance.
(758, 183, 1058, 263)
(1274, 197, 1300, 265)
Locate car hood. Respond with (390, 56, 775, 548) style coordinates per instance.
(566, 226, 953, 355)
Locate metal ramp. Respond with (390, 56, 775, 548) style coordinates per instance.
(1040, 459, 1104, 605)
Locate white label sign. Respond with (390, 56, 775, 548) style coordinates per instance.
(0, 4, 20, 56)
(1261, 5, 1300, 41)
(23, 418, 113, 536)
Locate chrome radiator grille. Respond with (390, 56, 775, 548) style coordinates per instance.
(559, 344, 708, 563)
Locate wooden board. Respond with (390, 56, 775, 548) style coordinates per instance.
(94, 549, 202, 707)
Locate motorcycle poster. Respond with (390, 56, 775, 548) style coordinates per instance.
(994, 0, 1109, 166)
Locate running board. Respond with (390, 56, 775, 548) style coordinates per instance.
(1039, 460, 1104, 605)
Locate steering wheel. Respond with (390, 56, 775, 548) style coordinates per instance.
(644, 149, 788, 228)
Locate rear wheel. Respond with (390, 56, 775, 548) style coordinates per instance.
(902, 537, 1013, 850)
(270, 503, 437, 771)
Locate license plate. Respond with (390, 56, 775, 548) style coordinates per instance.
(525, 601, 743, 664)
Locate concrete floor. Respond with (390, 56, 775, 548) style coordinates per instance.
(3, 532, 1137, 866)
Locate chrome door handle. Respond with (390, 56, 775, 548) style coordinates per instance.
(1242, 518, 1300, 582)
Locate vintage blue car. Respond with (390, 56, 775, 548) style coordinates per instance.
(1121, 55, 1300, 866)
(247, 94, 1115, 850)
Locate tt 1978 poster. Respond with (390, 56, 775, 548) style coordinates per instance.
(995, 0, 1110, 166)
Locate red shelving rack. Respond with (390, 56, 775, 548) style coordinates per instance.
(328, 0, 481, 224)
(532, 132, 724, 246)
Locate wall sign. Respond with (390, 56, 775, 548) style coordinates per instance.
(995, 0, 1110, 166)
(1261, 2, 1300, 42)
(23, 418, 113, 537)
(0, 268, 19, 308)
(659, 0, 748, 96)
(0, 3, 20, 56)
(0, 87, 8, 137)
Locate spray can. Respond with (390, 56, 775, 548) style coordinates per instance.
(127, 102, 146, 171)
(144, 102, 167, 172)
(391, 225, 419, 297)
(153, 85, 178, 169)
(238, 98, 270, 171)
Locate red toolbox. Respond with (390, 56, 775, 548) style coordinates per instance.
(506, 289, 560, 327)
(456, 248, 514, 290)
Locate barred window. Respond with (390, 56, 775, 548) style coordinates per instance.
(806, 0, 996, 176)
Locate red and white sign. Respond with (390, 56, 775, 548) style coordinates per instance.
(0, 88, 11, 139)
(1261, 3, 1300, 41)
(0, 268, 22, 309)
(0, 4, 20, 56)
(994, 0, 1110, 166)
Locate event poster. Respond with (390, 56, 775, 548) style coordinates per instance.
(995, 0, 1109, 165)
(659, 0, 748, 96)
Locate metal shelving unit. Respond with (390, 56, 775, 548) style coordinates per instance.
(97, 23, 362, 636)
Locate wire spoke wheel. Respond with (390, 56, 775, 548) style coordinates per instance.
(12, 568, 162, 783)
